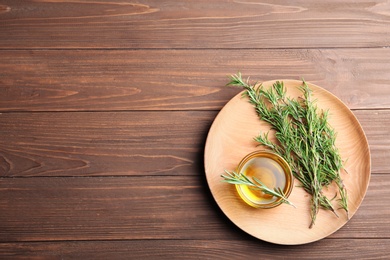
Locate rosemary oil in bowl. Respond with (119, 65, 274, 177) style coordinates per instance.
(235, 150, 293, 209)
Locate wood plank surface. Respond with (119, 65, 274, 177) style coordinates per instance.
(0, 111, 212, 177)
(1, 239, 389, 259)
(1, 0, 390, 49)
(2, 49, 390, 111)
(0, 174, 388, 242)
(0, 110, 388, 177)
(1, 0, 389, 257)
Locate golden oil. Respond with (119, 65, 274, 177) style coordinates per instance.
(235, 151, 293, 208)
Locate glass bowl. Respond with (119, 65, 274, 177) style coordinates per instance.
(235, 150, 293, 208)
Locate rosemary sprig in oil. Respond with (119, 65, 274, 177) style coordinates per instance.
(222, 170, 295, 207)
(227, 73, 348, 228)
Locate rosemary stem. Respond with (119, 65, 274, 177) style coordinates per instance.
(227, 73, 348, 228)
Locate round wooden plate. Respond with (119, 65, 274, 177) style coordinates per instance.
(204, 80, 371, 245)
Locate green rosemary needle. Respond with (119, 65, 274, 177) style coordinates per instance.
(227, 73, 348, 228)
(221, 170, 295, 208)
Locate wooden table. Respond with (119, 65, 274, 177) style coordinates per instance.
(1, 1, 389, 258)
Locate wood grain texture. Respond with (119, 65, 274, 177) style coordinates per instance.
(1, 0, 389, 257)
(0, 110, 388, 177)
(1, 0, 390, 49)
(1, 49, 390, 111)
(0, 174, 389, 242)
(1, 239, 389, 259)
(0, 111, 214, 177)
(354, 110, 390, 174)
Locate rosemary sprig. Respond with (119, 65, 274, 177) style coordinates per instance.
(221, 170, 295, 208)
(227, 73, 348, 228)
